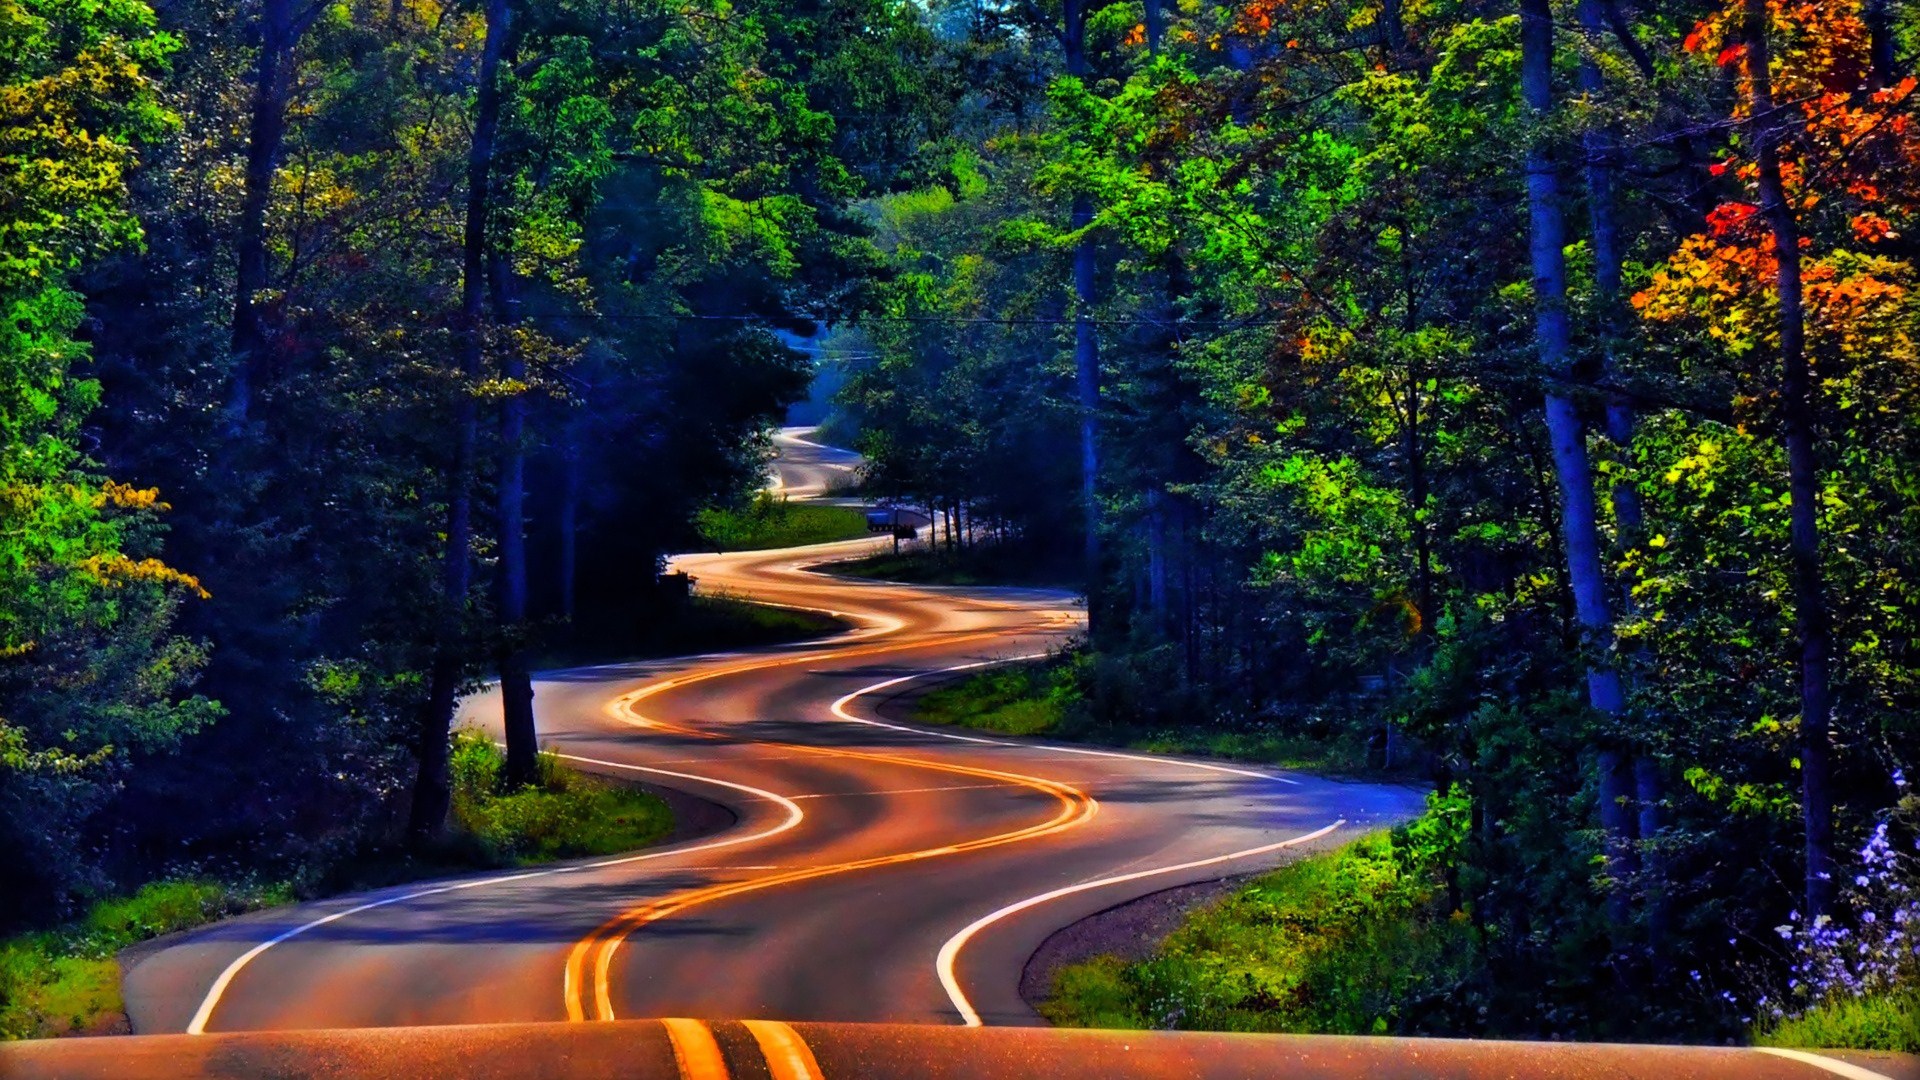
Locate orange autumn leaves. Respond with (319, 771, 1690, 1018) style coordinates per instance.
(1635, 0, 1917, 363)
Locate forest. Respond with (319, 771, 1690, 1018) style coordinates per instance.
(3, 0, 1918, 1051)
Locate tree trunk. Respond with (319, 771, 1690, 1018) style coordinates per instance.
(409, 0, 509, 840)
(1521, 0, 1633, 919)
(1579, 0, 1647, 932)
(494, 255, 538, 789)
(229, 0, 302, 429)
(1404, 372, 1433, 640)
(559, 431, 581, 620)
(1745, 0, 1834, 919)
(1063, 0, 1103, 614)
(1865, 0, 1896, 91)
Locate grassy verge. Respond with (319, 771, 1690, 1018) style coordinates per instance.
(1757, 991, 1920, 1053)
(1040, 802, 1477, 1035)
(536, 594, 845, 670)
(695, 494, 869, 550)
(0, 879, 291, 1039)
(912, 654, 1381, 774)
(0, 737, 675, 1041)
(825, 544, 1074, 588)
(445, 732, 674, 864)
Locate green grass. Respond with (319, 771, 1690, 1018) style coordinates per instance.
(539, 593, 845, 669)
(1757, 991, 1920, 1053)
(826, 545, 1074, 588)
(0, 879, 292, 1039)
(448, 732, 674, 863)
(1040, 808, 1476, 1035)
(916, 664, 1074, 736)
(695, 494, 870, 551)
(911, 656, 1377, 773)
(0, 740, 676, 1041)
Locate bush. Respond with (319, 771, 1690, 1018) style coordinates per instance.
(912, 651, 1380, 772)
(1758, 991, 1920, 1053)
(1042, 795, 1479, 1035)
(447, 732, 673, 863)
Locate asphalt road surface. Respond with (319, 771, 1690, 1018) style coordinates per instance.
(19, 428, 1904, 1079)
(117, 428, 1419, 1034)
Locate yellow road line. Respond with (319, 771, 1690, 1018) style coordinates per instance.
(564, 626, 1098, 1023)
(661, 1018, 730, 1080)
(743, 1020, 825, 1080)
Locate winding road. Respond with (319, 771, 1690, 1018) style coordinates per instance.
(116, 428, 1418, 1034)
(15, 428, 1910, 1078)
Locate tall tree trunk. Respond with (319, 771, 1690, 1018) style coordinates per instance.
(229, 0, 304, 429)
(1579, 0, 1646, 932)
(1404, 370, 1433, 642)
(494, 255, 538, 789)
(1521, 0, 1633, 920)
(1865, 0, 1896, 91)
(1063, 0, 1103, 615)
(1072, 196, 1100, 599)
(1745, 0, 1834, 919)
(559, 428, 581, 621)
(409, 0, 509, 840)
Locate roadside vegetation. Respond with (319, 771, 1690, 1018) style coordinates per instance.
(444, 734, 674, 864)
(0, 880, 290, 1040)
(1043, 799, 1476, 1035)
(538, 594, 845, 670)
(695, 494, 871, 551)
(914, 653, 1394, 775)
(0, 736, 673, 1041)
(826, 542, 1076, 589)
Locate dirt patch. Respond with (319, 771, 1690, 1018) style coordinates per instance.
(1018, 874, 1254, 1014)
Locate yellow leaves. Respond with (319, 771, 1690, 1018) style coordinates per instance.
(92, 480, 167, 512)
(81, 554, 210, 599)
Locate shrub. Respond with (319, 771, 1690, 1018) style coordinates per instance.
(1043, 794, 1479, 1035)
(447, 732, 672, 863)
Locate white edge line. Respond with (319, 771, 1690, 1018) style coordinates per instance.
(184, 756, 804, 1035)
(829, 655, 1301, 785)
(935, 820, 1344, 1026)
(1755, 1048, 1898, 1080)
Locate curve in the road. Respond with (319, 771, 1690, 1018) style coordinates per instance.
(123, 427, 1419, 1041)
(567, 633, 1104, 1022)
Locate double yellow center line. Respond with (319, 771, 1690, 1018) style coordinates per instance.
(660, 1017, 824, 1080)
(563, 626, 1098, 1026)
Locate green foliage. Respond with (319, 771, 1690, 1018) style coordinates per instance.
(1042, 798, 1478, 1034)
(1757, 992, 1920, 1054)
(0, 878, 288, 1039)
(447, 733, 672, 863)
(917, 663, 1075, 736)
(695, 494, 871, 550)
(0, 0, 213, 926)
(913, 654, 1381, 772)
